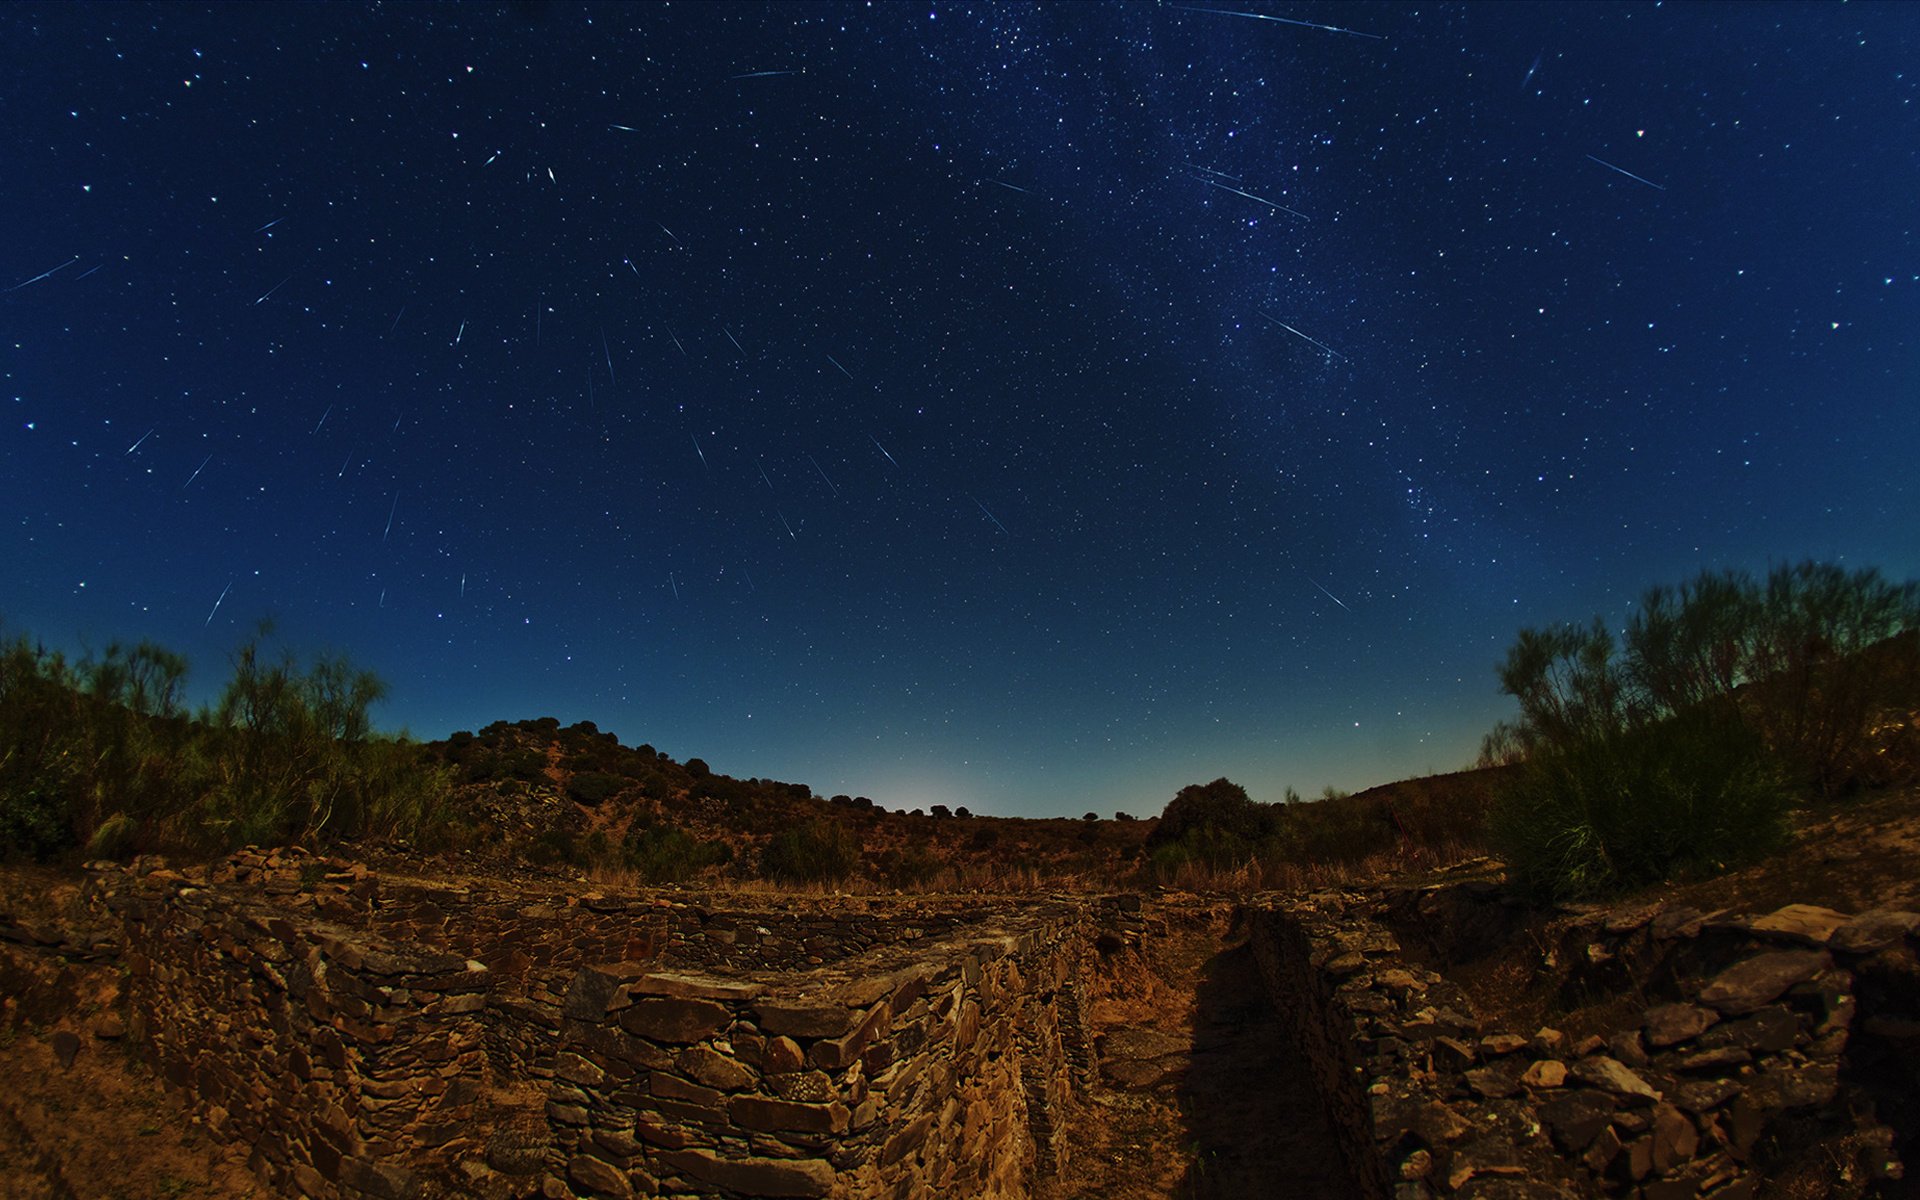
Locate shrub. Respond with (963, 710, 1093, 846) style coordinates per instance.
(760, 819, 859, 885)
(567, 771, 626, 805)
(1490, 710, 1790, 900)
(623, 823, 730, 883)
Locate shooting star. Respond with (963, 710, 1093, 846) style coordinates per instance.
(313, 405, 332, 434)
(1308, 578, 1353, 612)
(547, 167, 557, 184)
(125, 427, 155, 455)
(825, 354, 855, 381)
(669, 572, 679, 600)
(609, 123, 640, 133)
(184, 454, 212, 489)
(807, 453, 840, 497)
(460, 573, 466, 598)
(1258, 311, 1349, 361)
(868, 435, 900, 469)
(74, 263, 105, 281)
(1586, 154, 1667, 191)
(387, 305, 407, 336)
(455, 319, 467, 345)
(254, 216, 284, 234)
(1199, 177, 1310, 220)
(745, 571, 756, 594)
(987, 179, 1035, 195)
(722, 325, 746, 357)
(484, 151, 499, 166)
(379, 588, 387, 609)
(665, 322, 687, 357)
(601, 326, 616, 384)
(337, 453, 352, 478)
(756, 458, 774, 490)
(1170, 4, 1384, 40)
(731, 69, 798, 80)
(1184, 163, 1244, 183)
(1520, 52, 1542, 92)
(254, 275, 291, 305)
(626, 259, 641, 279)
(204, 579, 234, 628)
(382, 492, 399, 543)
(691, 435, 709, 471)
(6, 256, 78, 292)
(391, 414, 403, 434)
(970, 494, 1010, 535)
(776, 509, 797, 540)
(657, 223, 683, 248)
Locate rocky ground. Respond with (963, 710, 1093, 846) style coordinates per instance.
(2, 784, 1917, 1198)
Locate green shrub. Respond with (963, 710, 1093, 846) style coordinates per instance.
(567, 771, 626, 805)
(1490, 710, 1790, 900)
(760, 819, 859, 884)
(623, 823, 730, 883)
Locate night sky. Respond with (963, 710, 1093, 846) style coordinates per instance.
(5, 3, 1917, 818)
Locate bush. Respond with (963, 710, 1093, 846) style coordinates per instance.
(623, 823, 730, 883)
(567, 771, 627, 805)
(760, 819, 859, 885)
(1490, 710, 1790, 900)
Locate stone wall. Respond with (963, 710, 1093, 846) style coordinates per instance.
(547, 910, 1088, 1199)
(72, 853, 1092, 1200)
(108, 874, 493, 1200)
(1246, 886, 1918, 1199)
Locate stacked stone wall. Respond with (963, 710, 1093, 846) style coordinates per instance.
(1247, 887, 1918, 1199)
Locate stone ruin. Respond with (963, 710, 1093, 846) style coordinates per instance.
(3, 847, 1918, 1198)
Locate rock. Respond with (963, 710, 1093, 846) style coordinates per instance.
(1479, 1033, 1530, 1057)
(1650, 1103, 1700, 1172)
(1650, 907, 1709, 940)
(1520, 1059, 1568, 1089)
(1466, 1059, 1528, 1100)
(1531, 1027, 1568, 1056)
(1676, 1046, 1753, 1076)
(762, 1035, 805, 1074)
(1644, 1003, 1717, 1047)
(754, 1001, 856, 1038)
(1697, 950, 1830, 1014)
(1582, 1125, 1623, 1173)
(1605, 904, 1663, 934)
(1571, 1055, 1661, 1102)
(1669, 1078, 1741, 1114)
(1400, 1148, 1434, 1180)
(1412, 1099, 1473, 1145)
(1608, 1030, 1649, 1068)
(617, 997, 731, 1043)
(1749, 904, 1850, 947)
(660, 1149, 834, 1197)
(677, 1047, 755, 1091)
(1541, 1090, 1617, 1151)
(1434, 1036, 1479, 1069)
(1830, 910, 1920, 955)
(568, 1154, 633, 1199)
(1703, 1006, 1800, 1055)
(91, 1013, 127, 1040)
(50, 1030, 81, 1069)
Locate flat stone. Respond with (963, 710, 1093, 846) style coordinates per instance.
(1541, 1090, 1616, 1151)
(677, 1047, 755, 1091)
(1829, 910, 1920, 955)
(1479, 1033, 1530, 1057)
(1520, 1059, 1568, 1089)
(50, 1031, 81, 1069)
(629, 972, 766, 1002)
(1697, 951, 1831, 1015)
(1571, 1056, 1660, 1102)
(660, 1149, 832, 1197)
(1650, 1103, 1699, 1173)
(729, 1095, 849, 1135)
(1604, 904, 1663, 934)
(563, 963, 650, 1021)
(1668, 1078, 1741, 1115)
(568, 1154, 634, 1199)
(754, 1001, 856, 1039)
(1676, 1047, 1751, 1073)
(1466, 1059, 1528, 1100)
(1644, 1003, 1718, 1047)
(618, 997, 730, 1043)
(1749, 905, 1850, 947)
(1650, 907, 1709, 940)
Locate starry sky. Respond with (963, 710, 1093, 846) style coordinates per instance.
(4, 2, 1917, 818)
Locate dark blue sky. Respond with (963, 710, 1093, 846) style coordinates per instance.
(5, 2, 1916, 817)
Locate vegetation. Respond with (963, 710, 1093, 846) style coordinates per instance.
(760, 819, 860, 885)
(1483, 562, 1920, 899)
(0, 622, 450, 861)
